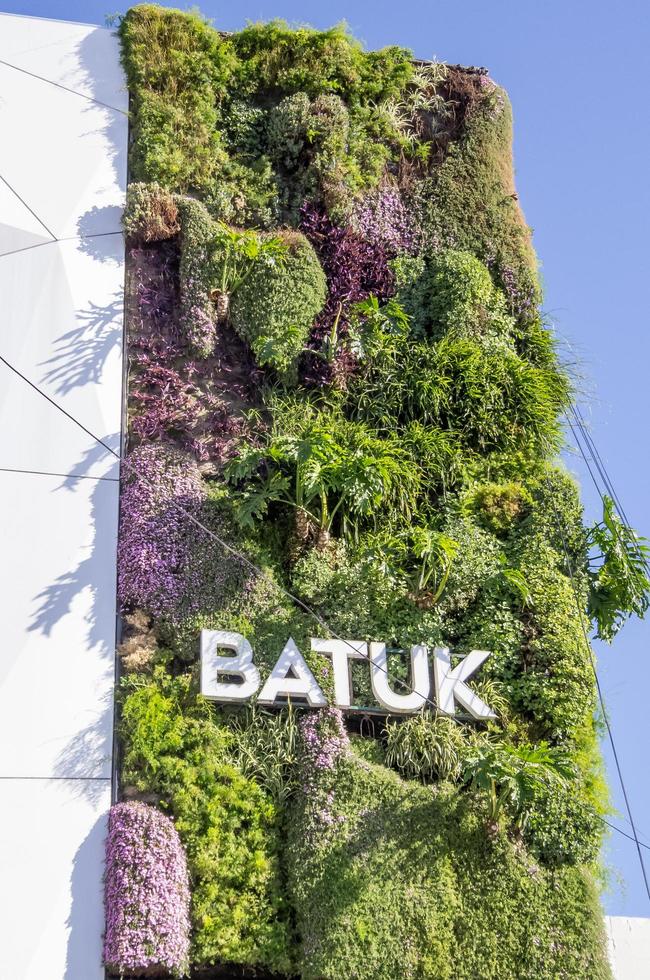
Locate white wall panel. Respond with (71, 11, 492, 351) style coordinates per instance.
(607, 916, 650, 979)
(0, 13, 126, 979)
(0, 234, 124, 474)
(0, 470, 117, 778)
(0, 12, 127, 111)
(0, 779, 109, 980)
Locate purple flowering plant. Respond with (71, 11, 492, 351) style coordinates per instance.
(349, 185, 420, 257)
(117, 443, 205, 619)
(103, 801, 191, 978)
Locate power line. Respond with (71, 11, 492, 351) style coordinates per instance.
(0, 173, 57, 241)
(0, 353, 469, 721)
(0, 57, 128, 115)
(0, 465, 118, 483)
(0, 355, 119, 459)
(545, 454, 650, 903)
(6, 347, 650, 884)
(603, 819, 650, 853)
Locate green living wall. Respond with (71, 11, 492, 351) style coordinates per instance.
(111, 5, 630, 977)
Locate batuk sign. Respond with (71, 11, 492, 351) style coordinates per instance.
(200, 630, 496, 720)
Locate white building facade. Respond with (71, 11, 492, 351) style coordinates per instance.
(0, 13, 126, 979)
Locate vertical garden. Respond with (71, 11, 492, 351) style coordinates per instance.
(105, 4, 647, 977)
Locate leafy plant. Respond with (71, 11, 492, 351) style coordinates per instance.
(210, 223, 288, 298)
(230, 230, 327, 373)
(463, 741, 575, 834)
(226, 413, 420, 547)
(587, 494, 650, 642)
(385, 714, 470, 782)
(228, 705, 300, 805)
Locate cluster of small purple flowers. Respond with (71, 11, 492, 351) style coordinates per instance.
(103, 801, 191, 978)
(186, 303, 217, 359)
(300, 707, 349, 772)
(350, 185, 420, 257)
(314, 789, 347, 828)
(117, 442, 205, 618)
(498, 264, 536, 321)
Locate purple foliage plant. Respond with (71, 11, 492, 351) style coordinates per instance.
(103, 801, 191, 978)
(117, 442, 206, 619)
(300, 204, 396, 385)
(299, 708, 349, 830)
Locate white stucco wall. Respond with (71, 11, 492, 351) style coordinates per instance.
(606, 916, 650, 979)
(0, 13, 126, 979)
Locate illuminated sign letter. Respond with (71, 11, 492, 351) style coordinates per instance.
(369, 642, 430, 713)
(200, 630, 261, 702)
(310, 638, 367, 708)
(258, 637, 327, 707)
(433, 647, 496, 719)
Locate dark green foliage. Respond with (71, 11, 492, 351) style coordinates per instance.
(176, 196, 218, 356)
(392, 248, 514, 342)
(230, 230, 327, 372)
(353, 329, 569, 456)
(265, 91, 354, 219)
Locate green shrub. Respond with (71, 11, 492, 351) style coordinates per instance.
(230, 230, 327, 372)
(468, 481, 533, 536)
(176, 196, 218, 356)
(286, 752, 611, 980)
(410, 84, 541, 324)
(120, 669, 294, 973)
(392, 249, 514, 342)
(122, 181, 180, 243)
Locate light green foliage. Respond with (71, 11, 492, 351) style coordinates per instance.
(230, 20, 413, 103)
(119, 669, 294, 973)
(286, 752, 611, 980)
(230, 231, 326, 372)
(177, 196, 302, 359)
(392, 249, 515, 342)
(385, 714, 475, 782)
(410, 81, 541, 324)
(119, 6, 234, 192)
(587, 494, 650, 641)
(468, 481, 533, 536)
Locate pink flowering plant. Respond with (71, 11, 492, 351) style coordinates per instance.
(103, 801, 191, 978)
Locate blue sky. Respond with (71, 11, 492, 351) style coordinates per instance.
(5, 0, 650, 916)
